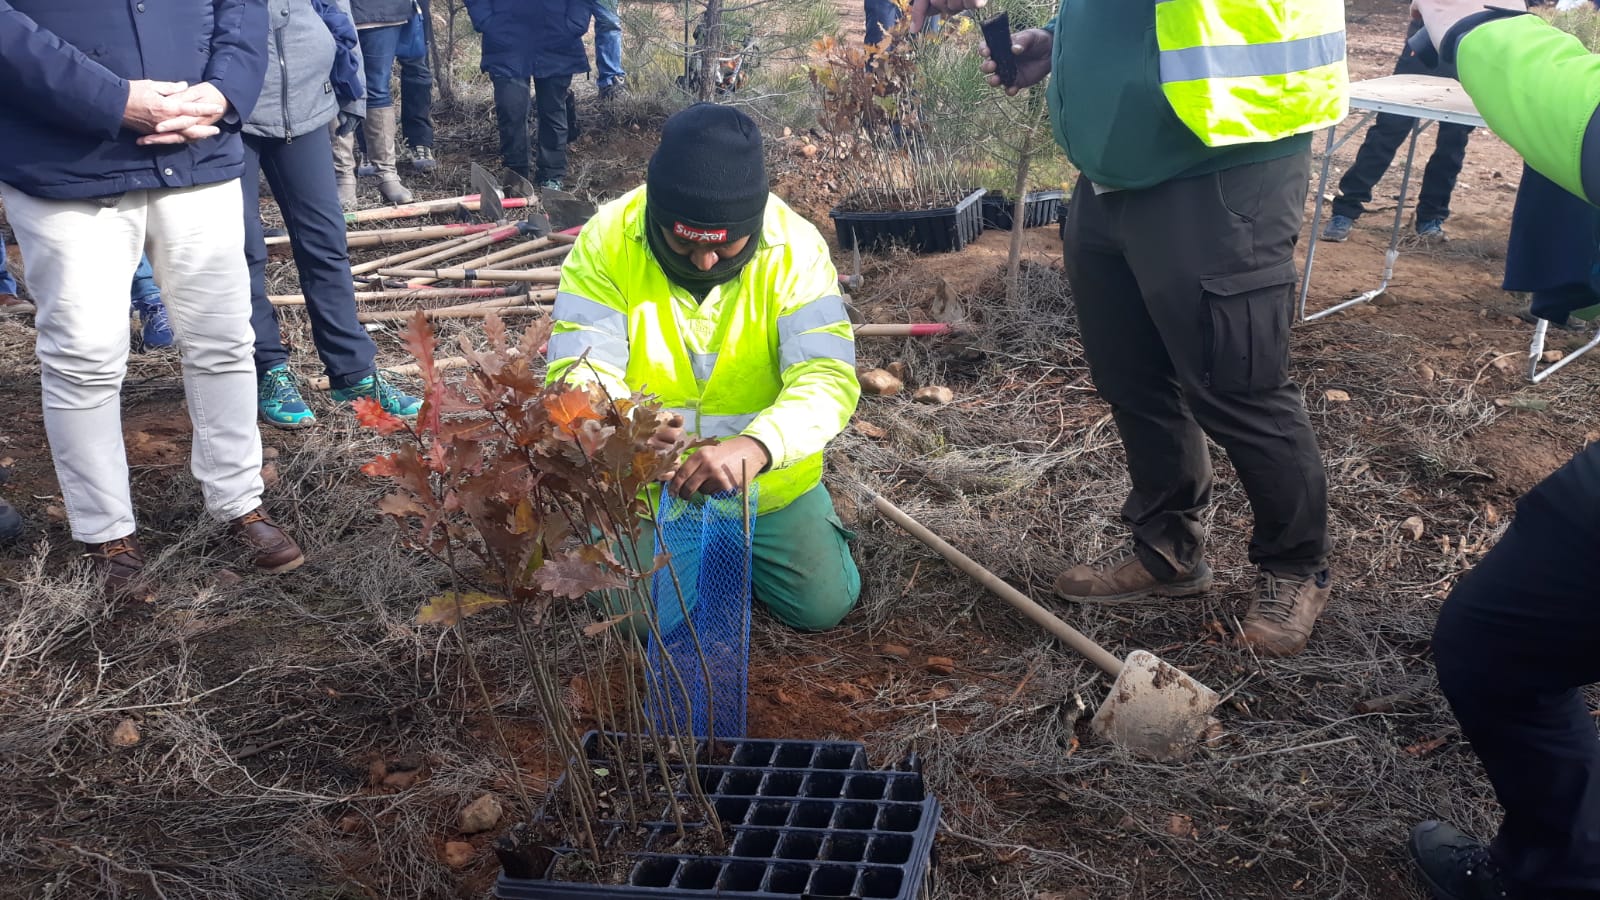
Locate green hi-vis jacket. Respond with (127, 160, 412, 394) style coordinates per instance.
(546, 186, 861, 515)
(1457, 14, 1600, 207)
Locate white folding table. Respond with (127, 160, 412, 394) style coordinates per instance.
(1298, 75, 1486, 323)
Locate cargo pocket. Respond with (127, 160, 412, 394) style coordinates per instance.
(1201, 260, 1297, 393)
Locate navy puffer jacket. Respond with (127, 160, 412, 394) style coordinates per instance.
(0, 0, 269, 201)
(463, 0, 589, 80)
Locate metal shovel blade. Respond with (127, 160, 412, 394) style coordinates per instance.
(1090, 649, 1220, 762)
(469, 162, 505, 223)
(542, 189, 597, 232)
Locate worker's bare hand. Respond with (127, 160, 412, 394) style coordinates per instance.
(139, 82, 229, 145)
(980, 29, 1053, 95)
(667, 436, 769, 500)
(122, 80, 218, 134)
(648, 414, 686, 455)
(1411, 0, 1526, 52)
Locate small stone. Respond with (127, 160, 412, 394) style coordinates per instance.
(858, 368, 903, 396)
(853, 421, 888, 440)
(110, 719, 141, 747)
(1400, 516, 1425, 541)
(885, 361, 908, 380)
(261, 463, 280, 489)
(1543, 350, 1565, 363)
(367, 757, 388, 786)
(336, 814, 363, 834)
(1491, 355, 1517, 375)
(44, 505, 67, 524)
(924, 656, 956, 676)
(1166, 814, 1199, 839)
(1416, 363, 1436, 383)
(213, 570, 244, 589)
(782, 126, 793, 137)
(443, 841, 476, 869)
(800, 143, 818, 159)
(879, 643, 912, 660)
(912, 386, 955, 405)
(382, 768, 420, 790)
(1323, 389, 1351, 403)
(262, 446, 280, 461)
(459, 793, 504, 834)
(1449, 336, 1469, 348)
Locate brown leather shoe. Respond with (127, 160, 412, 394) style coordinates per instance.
(1240, 570, 1331, 657)
(84, 535, 146, 596)
(229, 507, 304, 574)
(0, 293, 34, 315)
(1053, 542, 1213, 603)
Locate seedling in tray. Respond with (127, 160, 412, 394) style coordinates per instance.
(492, 732, 941, 899)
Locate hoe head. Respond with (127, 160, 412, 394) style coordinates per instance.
(469, 162, 505, 223)
(1089, 650, 1220, 762)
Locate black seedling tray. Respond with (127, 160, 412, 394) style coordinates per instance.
(831, 189, 985, 255)
(983, 190, 1066, 231)
(494, 732, 940, 899)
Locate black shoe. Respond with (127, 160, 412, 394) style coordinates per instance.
(0, 495, 22, 544)
(1410, 821, 1516, 899)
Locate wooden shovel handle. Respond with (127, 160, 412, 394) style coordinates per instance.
(868, 491, 1124, 676)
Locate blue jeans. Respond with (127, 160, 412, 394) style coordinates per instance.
(399, 0, 435, 147)
(130, 255, 159, 302)
(0, 236, 17, 296)
(587, 0, 624, 86)
(357, 25, 403, 108)
(864, 0, 936, 45)
(243, 127, 377, 388)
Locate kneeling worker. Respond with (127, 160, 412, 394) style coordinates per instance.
(546, 103, 862, 631)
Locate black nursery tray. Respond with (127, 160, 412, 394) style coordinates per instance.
(494, 732, 940, 900)
(830, 189, 985, 255)
(982, 189, 1067, 231)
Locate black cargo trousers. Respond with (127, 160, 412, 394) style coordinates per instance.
(1061, 150, 1330, 579)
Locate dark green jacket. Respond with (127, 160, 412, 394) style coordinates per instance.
(1456, 14, 1600, 206)
(1043, 0, 1309, 191)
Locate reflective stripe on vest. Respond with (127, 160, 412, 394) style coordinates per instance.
(666, 407, 759, 438)
(1154, 0, 1348, 148)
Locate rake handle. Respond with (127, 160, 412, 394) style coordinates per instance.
(868, 491, 1124, 676)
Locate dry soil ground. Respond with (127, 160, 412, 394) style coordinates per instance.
(2, 2, 1597, 898)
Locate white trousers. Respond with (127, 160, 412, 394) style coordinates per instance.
(1, 180, 264, 543)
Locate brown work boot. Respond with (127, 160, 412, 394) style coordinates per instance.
(84, 534, 146, 596)
(229, 507, 304, 574)
(1240, 570, 1331, 657)
(0, 293, 34, 315)
(1053, 541, 1213, 604)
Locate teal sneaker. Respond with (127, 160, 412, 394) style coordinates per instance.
(257, 365, 317, 430)
(330, 373, 422, 419)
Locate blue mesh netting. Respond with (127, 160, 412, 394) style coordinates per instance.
(644, 488, 756, 741)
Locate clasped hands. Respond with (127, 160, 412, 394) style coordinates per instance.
(647, 413, 771, 500)
(123, 79, 230, 146)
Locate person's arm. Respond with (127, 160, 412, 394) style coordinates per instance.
(1453, 15, 1600, 204)
(462, 0, 491, 32)
(546, 228, 634, 402)
(0, 2, 131, 139)
(203, 0, 270, 124)
(740, 241, 860, 472)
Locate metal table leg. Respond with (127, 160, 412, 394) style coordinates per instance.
(1304, 119, 1433, 322)
(1298, 111, 1377, 323)
(1528, 317, 1600, 383)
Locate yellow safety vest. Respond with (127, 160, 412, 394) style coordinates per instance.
(1155, 0, 1349, 147)
(547, 186, 860, 515)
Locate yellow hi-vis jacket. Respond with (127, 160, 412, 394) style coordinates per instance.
(547, 186, 860, 515)
(1155, 0, 1349, 147)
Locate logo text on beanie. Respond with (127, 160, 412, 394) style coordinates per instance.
(673, 222, 729, 243)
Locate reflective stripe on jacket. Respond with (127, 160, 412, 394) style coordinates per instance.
(547, 185, 860, 515)
(1154, 0, 1348, 147)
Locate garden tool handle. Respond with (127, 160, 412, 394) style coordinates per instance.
(868, 491, 1125, 676)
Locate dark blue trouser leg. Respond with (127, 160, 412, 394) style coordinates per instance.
(244, 130, 377, 388)
(1414, 122, 1473, 224)
(1432, 442, 1600, 895)
(534, 74, 573, 186)
(357, 25, 401, 109)
(864, 0, 899, 46)
(491, 76, 532, 178)
(1331, 111, 1416, 221)
(0, 236, 17, 296)
(399, 0, 435, 149)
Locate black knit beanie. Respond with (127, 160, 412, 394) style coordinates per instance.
(646, 103, 769, 244)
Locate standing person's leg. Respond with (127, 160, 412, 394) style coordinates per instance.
(864, 0, 900, 45)
(266, 128, 421, 416)
(0, 235, 18, 297)
(1415, 123, 1474, 229)
(533, 75, 574, 189)
(1419, 442, 1600, 898)
(331, 120, 360, 210)
(1119, 152, 1331, 656)
(399, 0, 437, 171)
(245, 135, 318, 430)
(144, 180, 302, 572)
(129, 254, 173, 349)
(1054, 176, 1214, 600)
(492, 76, 534, 181)
(589, 0, 625, 94)
(1329, 112, 1418, 223)
(358, 25, 413, 204)
(749, 485, 860, 630)
(0, 185, 145, 551)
